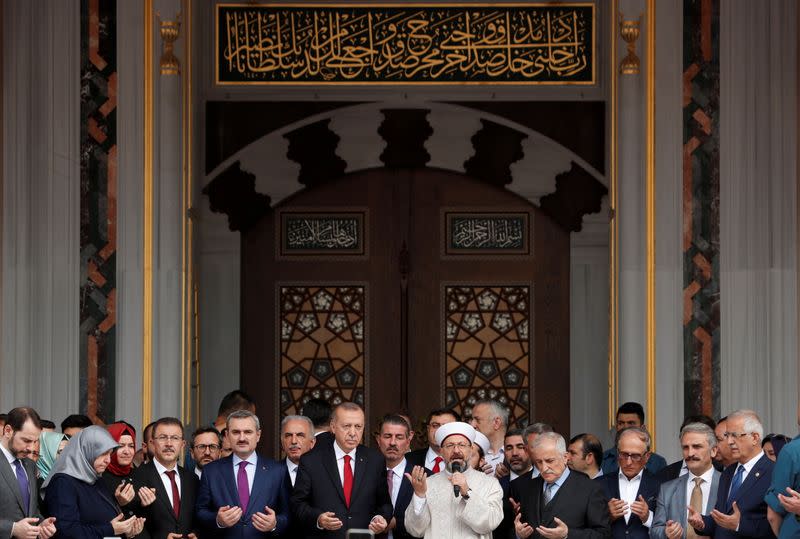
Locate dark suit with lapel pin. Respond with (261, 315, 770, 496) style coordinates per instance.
(0, 454, 42, 538)
(132, 460, 198, 539)
(511, 470, 610, 539)
(291, 442, 393, 538)
(195, 454, 290, 538)
(697, 454, 775, 539)
(596, 470, 661, 539)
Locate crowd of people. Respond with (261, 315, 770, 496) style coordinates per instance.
(1, 390, 799, 539)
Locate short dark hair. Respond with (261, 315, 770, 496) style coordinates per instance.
(7, 407, 42, 431)
(378, 414, 410, 434)
(191, 426, 222, 447)
(505, 428, 524, 440)
(40, 420, 56, 429)
(425, 408, 461, 424)
(616, 402, 645, 424)
(60, 414, 92, 432)
(153, 417, 184, 437)
(143, 421, 156, 442)
(680, 414, 716, 432)
(217, 390, 255, 417)
(569, 433, 603, 465)
(302, 398, 333, 428)
(0, 414, 7, 424)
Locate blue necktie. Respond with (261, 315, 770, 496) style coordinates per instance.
(727, 464, 744, 503)
(13, 459, 30, 514)
(544, 482, 555, 504)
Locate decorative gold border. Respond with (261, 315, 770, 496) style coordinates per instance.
(142, 0, 154, 427)
(214, 2, 597, 86)
(608, 0, 619, 430)
(645, 0, 656, 450)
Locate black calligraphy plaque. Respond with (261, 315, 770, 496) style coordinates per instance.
(217, 3, 595, 84)
(280, 212, 366, 256)
(445, 212, 530, 255)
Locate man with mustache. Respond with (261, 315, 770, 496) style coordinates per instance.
(512, 431, 610, 539)
(376, 414, 417, 539)
(189, 426, 222, 479)
(292, 402, 393, 537)
(651, 422, 721, 539)
(404, 421, 503, 538)
(133, 417, 199, 539)
(281, 415, 316, 489)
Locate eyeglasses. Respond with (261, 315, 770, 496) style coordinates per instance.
(154, 435, 183, 443)
(723, 432, 752, 439)
(442, 442, 471, 451)
(617, 451, 646, 462)
(194, 443, 220, 452)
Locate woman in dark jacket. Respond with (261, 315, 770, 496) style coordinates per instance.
(102, 422, 138, 512)
(43, 426, 145, 539)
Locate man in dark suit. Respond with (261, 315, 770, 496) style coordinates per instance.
(280, 414, 316, 538)
(688, 409, 776, 539)
(512, 431, 610, 539)
(0, 407, 56, 539)
(195, 410, 291, 537)
(596, 427, 662, 539)
(406, 408, 460, 473)
(292, 402, 393, 537)
(302, 399, 335, 453)
(133, 417, 198, 539)
(496, 429, 533, 539)
(375, 414, 417, 539)
(601, 403, 667, 475)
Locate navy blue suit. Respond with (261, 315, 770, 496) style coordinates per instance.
(389, 460, 417, 539)
(596, 470, 661, 539)
(697, 455, 775, 539)
(45, 473, 120, 539)
(195, 454, 291, 537)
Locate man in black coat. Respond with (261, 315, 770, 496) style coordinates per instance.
(292, 402, 393, 538)
(133, 417, 198, 539)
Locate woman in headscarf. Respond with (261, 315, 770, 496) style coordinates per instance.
(42, 426, 145, 538)
(763, 433, 792, 462)
(37, 431, 69, 481)
(103, 422, 138, 508)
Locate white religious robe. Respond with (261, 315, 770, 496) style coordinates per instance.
(404, 467, 503, 539)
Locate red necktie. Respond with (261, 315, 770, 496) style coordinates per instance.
(343, 455, 354, 507)
(165, 470, 181, 518)
(432, 456, 443, 474)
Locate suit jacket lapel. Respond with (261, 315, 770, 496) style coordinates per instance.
(0, 456, 26, 514)
(675, 475, 689, 527)
(395, 461, 414, 511)
(149, 463, 178, 522)
(733, 455, 769, 501)
(221, 456, 240, 507)
(323, 445, 347, 506)
(351, 446, 367, 502)
(178, 466, 195, 521)
(248, 456, 270, 515)
(707, 470, 721, 513)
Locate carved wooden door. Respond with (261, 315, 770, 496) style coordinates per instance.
(241, 168, 570, 455)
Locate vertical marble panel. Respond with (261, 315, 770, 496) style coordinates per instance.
(682, 0, 720, 419)
(80, 0, 117, 423)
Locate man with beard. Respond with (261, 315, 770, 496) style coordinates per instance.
(376, 414, 418, 539)
(189, 426, 222, 479)
(495, 429, 532, 539)
(133, 417, 199, 538)
(404, 422, 503, 538)
(0, 407, 56, 539)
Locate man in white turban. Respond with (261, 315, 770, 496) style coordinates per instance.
(404, 422, 503, 538)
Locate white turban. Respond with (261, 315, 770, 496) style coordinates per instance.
(473, 431, 491, 455)
(435, 421, 476, 446)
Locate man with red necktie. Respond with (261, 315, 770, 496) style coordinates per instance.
(292, 402, 393, 537)
(406, 408, 461, 474)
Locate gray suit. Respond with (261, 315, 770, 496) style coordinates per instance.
(0, 454, 41, 538)
(650, 469, 721, 539)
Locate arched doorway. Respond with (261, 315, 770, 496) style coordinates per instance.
(240, 167, 571, 455)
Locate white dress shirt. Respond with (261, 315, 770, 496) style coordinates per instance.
(285, 456, 299, 487)
(387, 458, 407, 539)
(685, 466, 715, 518)
(194, 466, 202, 479)
(333, 442, 356, 484)
(618, 469, 653, 527)
(484, 447, 504, 474)
(734, 451, 764, 486)
(0, 443, 29, 482)
(232, 452, 258, 493)
(153, 458, 181, 508)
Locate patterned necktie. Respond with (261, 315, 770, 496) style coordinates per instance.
(728, 465, 744, 503)
(544, 482, 555, 504)
(237, 461, 250, 511)
(165, 470, 181, 518)
(13, 460, 30, 514)
(432, 456, 443, 474)
(343, 455, 354, 507)
(687, 477, 704, 539)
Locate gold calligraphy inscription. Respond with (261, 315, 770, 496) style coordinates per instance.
(217, 3, 595, 84)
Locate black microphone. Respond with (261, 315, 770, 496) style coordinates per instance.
(451, 462, 462, 497)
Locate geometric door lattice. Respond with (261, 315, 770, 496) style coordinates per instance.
(445, 286, 530, 428)
(279, 286, 365, 416)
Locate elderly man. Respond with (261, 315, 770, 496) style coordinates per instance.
(601, 403, 666, 475)
(596, 427, 662, 539)
(651, 422, 721, 539)
(512, 431, 610, 539)
(688, 409, 774, 539)
(404, 422, 503, 538)
(280, 415, 316, 489)
(470, 400, 509, 474)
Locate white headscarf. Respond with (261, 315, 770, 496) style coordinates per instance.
(42, 425, 118, 489)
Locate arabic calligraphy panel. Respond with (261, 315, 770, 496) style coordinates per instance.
(445, 212, 530, 255)
(217, 3, 595, 84)
(279, 211, 366, 257)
